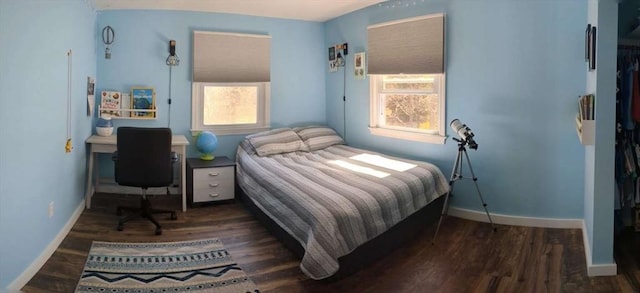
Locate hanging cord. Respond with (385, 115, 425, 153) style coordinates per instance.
(65, 50, 73, 153)
(343, 62, 347, 143)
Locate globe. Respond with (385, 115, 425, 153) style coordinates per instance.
(196, 131, 218, 160)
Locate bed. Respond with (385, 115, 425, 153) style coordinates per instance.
(235, 126, 450, 280)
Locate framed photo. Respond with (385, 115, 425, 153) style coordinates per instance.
(329, 46, 336, 61)
(584, 24, 591, 62)
(130, 87, 156, 118)
(585, 24, 596, 71)
(354, 52, 366, 79)
(589, 26, 596, 71)
(329, 46, 338, 72)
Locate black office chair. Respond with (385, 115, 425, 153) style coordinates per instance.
(112, 127, 178, 235)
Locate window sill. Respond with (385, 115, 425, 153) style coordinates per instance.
(191, 126, 270, 137)
(368, 127, 446, 144)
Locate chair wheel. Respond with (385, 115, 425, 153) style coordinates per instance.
(170, 213, 177, 220)
(117, 224, 123, 231)
(155, 227, 162, 235)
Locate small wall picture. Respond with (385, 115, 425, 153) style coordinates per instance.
(589, 26, 596, 71)
(584, 24, 591, 62)
(329, 46, 338, 72)
(329, 61, 338, 72)
(131, 87, 156, 118)
(354, 52, 366, 79)
(585, 24, 596, 71)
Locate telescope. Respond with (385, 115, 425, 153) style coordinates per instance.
(434, 118, 494, 243)
(450, 119, 478, 150)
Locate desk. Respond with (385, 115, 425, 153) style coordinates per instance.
(85, 134, 190, 212)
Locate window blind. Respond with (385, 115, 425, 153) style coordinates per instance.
(193, 31, 271, 82)
(367, 14, 444, 75)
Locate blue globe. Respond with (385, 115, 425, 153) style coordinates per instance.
(196, 131, 218, 160)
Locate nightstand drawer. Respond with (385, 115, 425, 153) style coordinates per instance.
(187, 157, 236, 205)
(192, 166, 234, 202)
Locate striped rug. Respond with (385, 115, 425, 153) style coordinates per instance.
(75, 238, 259, 293)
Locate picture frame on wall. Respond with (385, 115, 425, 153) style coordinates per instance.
(584, 24, 591, 62)
(585, 24, 596, 71)
(354, 52, 366, 79)
(329, 46, 338, 72)
(589, 26, 596, 71)
(130, 87, 156, 118)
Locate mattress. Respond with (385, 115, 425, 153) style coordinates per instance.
(236, 138, 449, 279)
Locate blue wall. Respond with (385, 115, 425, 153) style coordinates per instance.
(0, 0, 96, 288)
(0, 0, 618, 288)
(325, 0, 588, 219)
(96, 10, 326, 161)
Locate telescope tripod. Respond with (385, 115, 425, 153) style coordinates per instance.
(432, 138, 496, 243)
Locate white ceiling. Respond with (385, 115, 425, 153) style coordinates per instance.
(90, 0, 387, 22)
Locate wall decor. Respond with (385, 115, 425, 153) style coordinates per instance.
(87, 76, 95, 116)
(329, 43, 348, 72)
(584, 24, 591, 63)
(329, 46, 338, 72)
(102, 26, 115, 59)
(585, 24, 596, 71)
(354, 52, 366, 79)
(589, 26, 596, 71)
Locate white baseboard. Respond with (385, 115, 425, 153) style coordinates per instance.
(449, 207, 617, 277)
(581, 221, 617, 277)
(448, 207, 583, 229)
(6, 199, 86, 292)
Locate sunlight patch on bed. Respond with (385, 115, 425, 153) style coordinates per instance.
(328, 160, 390, 178)
(350, 154, 417, 172)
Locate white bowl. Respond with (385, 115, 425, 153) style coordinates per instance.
(96, 127, 113, 136)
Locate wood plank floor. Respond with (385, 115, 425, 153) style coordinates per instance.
(23, 193, 639, 293)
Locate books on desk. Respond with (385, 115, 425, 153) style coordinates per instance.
(578, 94, 595, 121)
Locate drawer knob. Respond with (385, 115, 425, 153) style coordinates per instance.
(208, 172, 219, 176)
(209, 193, 220, 197)
(209, 183, 219, 187)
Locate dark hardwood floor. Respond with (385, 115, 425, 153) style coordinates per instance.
(23, 193, 639, 293)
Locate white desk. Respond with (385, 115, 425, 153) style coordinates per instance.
(85, 134, 190, 212)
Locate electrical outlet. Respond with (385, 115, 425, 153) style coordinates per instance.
(49, 201, 54, 218)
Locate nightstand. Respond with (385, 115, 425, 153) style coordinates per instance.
(186, 156, 235, 206)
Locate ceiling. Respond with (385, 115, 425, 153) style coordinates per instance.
(90, 0, 387, 22)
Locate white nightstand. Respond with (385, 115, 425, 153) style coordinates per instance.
(187, 156, 235, 206)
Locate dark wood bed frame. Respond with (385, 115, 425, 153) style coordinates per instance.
(237, 185, 446, 281)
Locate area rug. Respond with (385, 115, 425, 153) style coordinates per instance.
(75, 238, 260, 293)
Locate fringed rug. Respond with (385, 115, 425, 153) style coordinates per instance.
(75, 238, 260, 293)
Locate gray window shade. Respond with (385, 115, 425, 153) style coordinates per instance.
(367, 14, 444, 75)
(193, 31, 271, 82)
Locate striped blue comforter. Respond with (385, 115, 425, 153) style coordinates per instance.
(236, 141, 449, 280)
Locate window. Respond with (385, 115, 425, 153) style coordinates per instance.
(370, 75, 445, 143)
(367, 14, 446, 144)
(191, 31, 271, 135)
(191, 82, 270, 135)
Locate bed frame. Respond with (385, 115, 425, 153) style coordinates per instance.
(237, 186, 446, 281)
